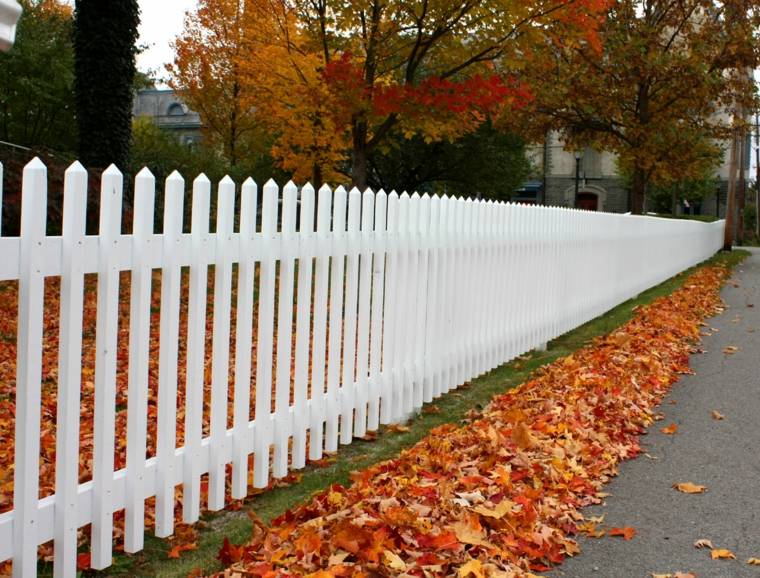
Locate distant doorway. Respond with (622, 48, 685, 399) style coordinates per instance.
(577, 192, 598, 211)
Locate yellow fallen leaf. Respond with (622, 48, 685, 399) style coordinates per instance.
(711, 548, 736, 560)
(458, 559, 485, 578)
(747, 558, 760, 565)
(694, 538, 714, 549)
(711, 410, 725, 420)
(673, 482, 706, 494)
(660, 423, 678, 435)
(651, 574, 672, 578)
(511, 422, 536, 450)
(385, 423, 410, 433)
(674, 573, 696, 578)
(383, 550, 406, 571)
(472, 500, 516, 519)
(723, 345, 738, 354)
(452, 521, 493, 548)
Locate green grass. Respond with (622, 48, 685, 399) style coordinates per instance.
(75, 249, 749, 578)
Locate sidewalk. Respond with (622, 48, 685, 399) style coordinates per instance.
(558, 248, 760, 578)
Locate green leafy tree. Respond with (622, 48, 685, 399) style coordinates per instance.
(0, 0, 77, 153)
(369, 123, 531, 199)
(74, 0, 140, 170)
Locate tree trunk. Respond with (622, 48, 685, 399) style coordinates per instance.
(351, 120, 369, 190)
(630, 165, 646, 214)
(312, 163, 323, 190)
(723, 129, 738, 251)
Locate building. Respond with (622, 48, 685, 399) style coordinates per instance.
(132, 88, 202, 146)
(522, 131, 750, 216)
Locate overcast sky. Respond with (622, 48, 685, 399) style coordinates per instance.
(136, 0, 197, 84)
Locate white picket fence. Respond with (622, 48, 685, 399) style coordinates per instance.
(0, 158, 724, 576)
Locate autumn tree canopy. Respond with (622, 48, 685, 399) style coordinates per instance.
(513, 0, 760, 213)
(170, 0, 610, 187)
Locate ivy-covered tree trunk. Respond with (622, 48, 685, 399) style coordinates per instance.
(74, 0, 139, 170)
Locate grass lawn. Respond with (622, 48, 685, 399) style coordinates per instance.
(75, 248, 748, 578)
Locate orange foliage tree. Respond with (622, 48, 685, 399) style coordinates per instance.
(170, 0, 611, 187)
(512, 0, 760, 213)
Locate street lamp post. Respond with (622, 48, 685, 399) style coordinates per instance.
(574, 151, 582, 208)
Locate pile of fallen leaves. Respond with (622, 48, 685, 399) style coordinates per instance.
(212, 264, 730, 578)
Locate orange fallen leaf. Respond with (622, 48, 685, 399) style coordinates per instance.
(660, 423, 678, 435)
(711, 410, 725, 420)
(609, 527, 636, 540)
(694, 538, 714, 549)
(511, 422, 536, 450)
(168, 542, 198, 559)
(673, 482, 706, 494)
(674, 573, 696, 578)
(711, 548, 736, 560)
(747, 558, 760, 565)
(723, 345, 738, 354)
(386, 424, 410, 433)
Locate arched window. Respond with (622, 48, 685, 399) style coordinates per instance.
(167, 103, 184, 116)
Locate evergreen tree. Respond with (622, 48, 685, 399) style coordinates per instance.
(73, 0, 139, 170)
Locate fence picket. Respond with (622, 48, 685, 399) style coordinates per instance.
(91, 165, 123, 568)
(273, 182, 297, 477)
(368, 190, 387, 431)
(183, 174, 211, 522)
(253, 180, 279, 488)
(380, 192, 399, 424)
(208, 177, 235, 510)
(292, 183, 315, 468)
(325, 186, 347, 452)
(53, 163, 87, 578)
(232, 178, 257, 499)
(353, 189, 375, 437)
(124, 168, 155, 553)
(308, 185, 332, 460)
(154, 171, 184, 537)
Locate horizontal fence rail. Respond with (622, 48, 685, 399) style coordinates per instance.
(0, 158, 724, 576)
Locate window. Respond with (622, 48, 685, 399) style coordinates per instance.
(167, 103, 185, 116)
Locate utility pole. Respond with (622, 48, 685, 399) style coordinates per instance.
(724, 127, 738, 251)
(755, 113, 759, 239)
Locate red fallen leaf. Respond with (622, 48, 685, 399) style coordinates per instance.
(609, 527, 636, 540)
(76, 552, 91, 571)
(218, 537, 245, 565)
(416, 530, 460, 551)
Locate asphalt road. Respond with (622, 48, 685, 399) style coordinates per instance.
(557, 248, 760, 578)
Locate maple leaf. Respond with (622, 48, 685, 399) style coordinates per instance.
(694, 539, 714, 549)
(385, 423, 411, 433)
(218, 537, 245, 565)
(659, 423, 678, 435)
(458, 559, 486, 578)
(673, 482, 706, 494)
(711, 548, 736, 560)
(609, 527, 636, 540)
(76, 553, 91, 571)
(711, 410, 725, 420)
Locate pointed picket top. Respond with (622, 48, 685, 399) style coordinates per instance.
(388, 189, 398, 200)
(25, 156, 46, 171)
(166, 169, 184, 184)
(242, 176, 256, 187)
(220, 174, 235, 186)
(302, 182, 315, 195)
(335, 185, 347, 195)
(264, 177, 278, 189)
(283, 180, 298, 195)
(193, 172, 210, 185)
(362, 187, 374, 201)
(65, 159, 86, 175)
(421, 192, 431, 201)
(102, 163, 122, 177)
(400, 191, 410, 200)
(348, 186, 361, 196)
(411, 191, 420, 201)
